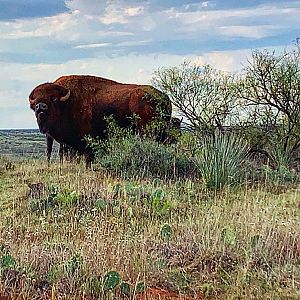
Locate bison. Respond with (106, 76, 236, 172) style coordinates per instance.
(29, 75, 172, 165)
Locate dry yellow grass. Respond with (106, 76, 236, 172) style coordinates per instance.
(0, 159, 299, 299)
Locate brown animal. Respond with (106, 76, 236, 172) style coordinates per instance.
(29, 75, 172, 165)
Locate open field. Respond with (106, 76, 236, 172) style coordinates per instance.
(0, 132, 300, 299)
(0, 130, 59, 159)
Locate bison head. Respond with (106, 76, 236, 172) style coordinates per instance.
(29, 83, 71, 134)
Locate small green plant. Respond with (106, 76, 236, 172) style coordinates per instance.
(96, 198, 107, 210)
(56, 190, 79, 206)
(270, 145, 291, 168)
(30, 185, 79, 213)
(221, 227, 236, 247)
(120, 282, 132, 296)
(103, 271, 121, 290)
(250, 234, 265, 249)
(260, 164, 299, 183)
(47, 265, 61, 283)
(201, 282, 214, 296)
(65, 254, 83, 275)
(0, 254, 16, 271)
(88, 276, 102, 296)
(48, 183, 60, 197)
(30, 197, 58, 213)
(0, 156, 15, 174)
(135, 281, 146, 294)
(151, 189, 169, 213)
(160, 224, 172, 241)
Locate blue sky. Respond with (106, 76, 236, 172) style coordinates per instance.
(0, 0, 299, 128)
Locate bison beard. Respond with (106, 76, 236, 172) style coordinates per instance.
(28, 75, 172, 167)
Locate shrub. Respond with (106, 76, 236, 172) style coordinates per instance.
(92, 133, 197, 179)
(238, 48, 300, 156)
(86, 118, 196, 179)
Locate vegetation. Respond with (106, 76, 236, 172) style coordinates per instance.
(1, 128, 300, 299)
(238, 48, 300, 156)
(1, 45, 300, 299)
(152, 62, 238, 134)
(195, 133, 249, 189)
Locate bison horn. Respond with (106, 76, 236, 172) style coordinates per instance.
(60, 89, 71, 102)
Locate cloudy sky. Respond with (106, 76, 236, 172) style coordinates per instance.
(0, 0, 299, 128)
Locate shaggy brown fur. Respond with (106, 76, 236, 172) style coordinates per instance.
(29, 75, 172, 164)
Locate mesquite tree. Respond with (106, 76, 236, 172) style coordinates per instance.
(152, 62, 238, 135)
(239, 48, 300, 156)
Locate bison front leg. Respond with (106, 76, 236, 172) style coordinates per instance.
(46, 135, 54, 163)
(59, 144, 65, 164)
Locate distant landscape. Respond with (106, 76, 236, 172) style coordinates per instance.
(0, 129, 59, 159)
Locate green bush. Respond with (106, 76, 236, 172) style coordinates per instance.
(260, 164, 298, 183)
(92, 133, 197, 179)
(195, 133, 248, 189)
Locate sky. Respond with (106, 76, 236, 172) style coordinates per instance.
(0, 0, 299, 129)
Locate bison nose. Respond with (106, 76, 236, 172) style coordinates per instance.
(35, 102, 48, 112)
(37, 111, 47, 123)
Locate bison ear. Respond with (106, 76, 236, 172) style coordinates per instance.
(60, 89, 71, 102)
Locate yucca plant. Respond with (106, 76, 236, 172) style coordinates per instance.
(270, 145, 292, 169)
(195, 133, 248, 189)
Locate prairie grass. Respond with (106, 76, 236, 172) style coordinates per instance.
(0, 157, 299, 299)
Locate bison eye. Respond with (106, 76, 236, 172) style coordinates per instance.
(53, 97, 59, 103)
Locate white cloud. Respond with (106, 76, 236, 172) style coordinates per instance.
(192, 44, 292, 72)
(192, 49, 252, 72)
(202, 1, 211, 8)
(124, 6, 145, 17)
(75, 43, 111, 49)
(65, 0, 107, 16)
(74, 39, 151, 49)
(117, 39, 152, 47)
(0, 11, 135, 47)
(1, 0, 299, 48)
(66, 0, 145, 18)
(0, 89, 24, 108)
(95, 30, 134, 37)
(219, 25, 280, 39)
(99, 4, 145, 25)
(166, 2, 300, 39)
(0, 11, 79, 40)
(0, 54, 185, 85)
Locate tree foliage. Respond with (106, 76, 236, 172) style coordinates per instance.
(152, 62, 238, 135)
(238, 48, 300, 155)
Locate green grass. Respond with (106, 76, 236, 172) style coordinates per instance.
(0, 156, 299, 299)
